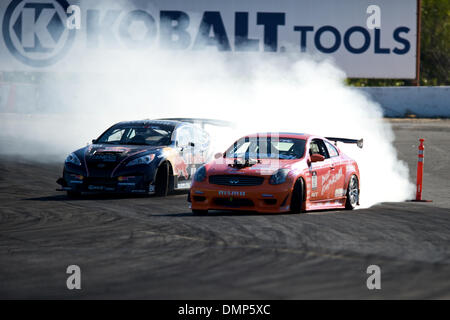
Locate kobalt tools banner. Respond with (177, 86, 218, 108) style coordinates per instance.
(0, 0, 417, 78)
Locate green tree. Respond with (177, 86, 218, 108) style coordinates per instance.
(420, 0, 450, 85)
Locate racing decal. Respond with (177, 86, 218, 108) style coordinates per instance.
(164, 147, 189, 179)
(321, 168, 343, 196)
(311, 171, 317, 190)
(311, 191, 318, 198)
(218, 190, 245, 197)
(94, 146, 130, 153)
(334, 188, 345, 197)
(84, 146, 92, 176)
(226, 168, 246, 174)
(177, 181, 191, 189)
(110, 149, 147, 177)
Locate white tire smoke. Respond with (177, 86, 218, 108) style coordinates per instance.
(0, 50, 414, 207)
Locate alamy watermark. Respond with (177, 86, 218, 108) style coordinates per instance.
(66, 5, 81, 30)
(66, 265, 81, 290)
(366, 265, 381, 290)
(366, 5, 381, 29)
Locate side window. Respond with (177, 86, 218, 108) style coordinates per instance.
(236, 141, 251, 154)
(127, 129, 136, 140)
(107, 129, 125, 142)
(309, 140, 320, 155)
(325, 141, 339, 157)
(310, 139, 330, 159)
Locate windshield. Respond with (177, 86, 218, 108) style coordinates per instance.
(225, 136, 306, 159)
(96, 124, 174, 146)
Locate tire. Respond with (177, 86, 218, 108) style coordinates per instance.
(155, 162, 169, 197)
(192, 209, 208, 215)
(290, 178, 304, 214)
(345, 175, 359, 210)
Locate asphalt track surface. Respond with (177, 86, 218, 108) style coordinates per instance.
(0, 119, 449, 299)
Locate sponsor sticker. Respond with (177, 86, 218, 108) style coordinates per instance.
(312, 171, 317, 190)
(334, 188, 345, 197)
(177, 181, 191, 189)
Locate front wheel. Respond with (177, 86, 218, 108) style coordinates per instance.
(290, 179, 305, 214)
(345, 175, 359, 210)
(155, 163, 169, 197)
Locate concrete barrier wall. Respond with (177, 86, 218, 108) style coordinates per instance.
(1, 83, 449, 117)
(357, 86, 450, 117)
(0, 82, 37, 113)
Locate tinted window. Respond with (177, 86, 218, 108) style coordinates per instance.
(226, 137, 306, 159)
(105, 128, 125, 142)
(97, 124, 174, 146)
(310, 139, 330, 158)
(325, 141, 339, 157)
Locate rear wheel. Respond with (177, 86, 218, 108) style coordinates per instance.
(290, 178, 305, 214)
(345, 175, 359, 210)
(155, 163, 169, 197)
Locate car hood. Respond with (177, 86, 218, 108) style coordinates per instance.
(77, 144, 164, 162)
(206, 157, 298, 176)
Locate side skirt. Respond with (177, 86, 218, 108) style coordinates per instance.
(305, 198, 346, 211)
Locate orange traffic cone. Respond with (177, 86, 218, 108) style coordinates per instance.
(411, 138, 432, 202)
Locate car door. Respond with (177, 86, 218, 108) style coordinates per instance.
(175, 125, 195, 181)
(325, 140, 346, 199)
(308, 138, 334, 201)
(192, 126, 210, 165)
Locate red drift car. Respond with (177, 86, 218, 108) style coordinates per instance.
(189, 133, 362, 214)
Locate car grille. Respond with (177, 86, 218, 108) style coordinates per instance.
(86, 161, 117, 177)
(214, 198, 254, 207)
(209, 175, 264, 186)
(84, 177, 117, 186)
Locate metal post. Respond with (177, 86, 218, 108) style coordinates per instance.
(414, 0, 422, 86)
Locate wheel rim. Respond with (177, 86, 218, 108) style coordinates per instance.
(348, 176, 359, 206)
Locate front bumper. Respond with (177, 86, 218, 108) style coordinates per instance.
(58, 170, 152, 194)
(190, 183, 292, 213)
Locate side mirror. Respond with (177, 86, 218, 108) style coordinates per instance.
(214, 152, 223, 159)
(92, 139, 97, 144)
(310, 153, 325, 162)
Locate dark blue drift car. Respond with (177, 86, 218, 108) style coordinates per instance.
(57, 119, 216, 197)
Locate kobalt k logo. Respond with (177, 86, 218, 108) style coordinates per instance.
(2, 0, 76, 67)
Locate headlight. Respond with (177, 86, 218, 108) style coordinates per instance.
(126, 154, 155, 166)
(65, 153, 81, 166)
(269, 168, 290, 185)
(194, 165, 207, 182)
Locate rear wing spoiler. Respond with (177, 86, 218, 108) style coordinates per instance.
(325, 137, 364, 149)
(156, 118, 234, 129)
